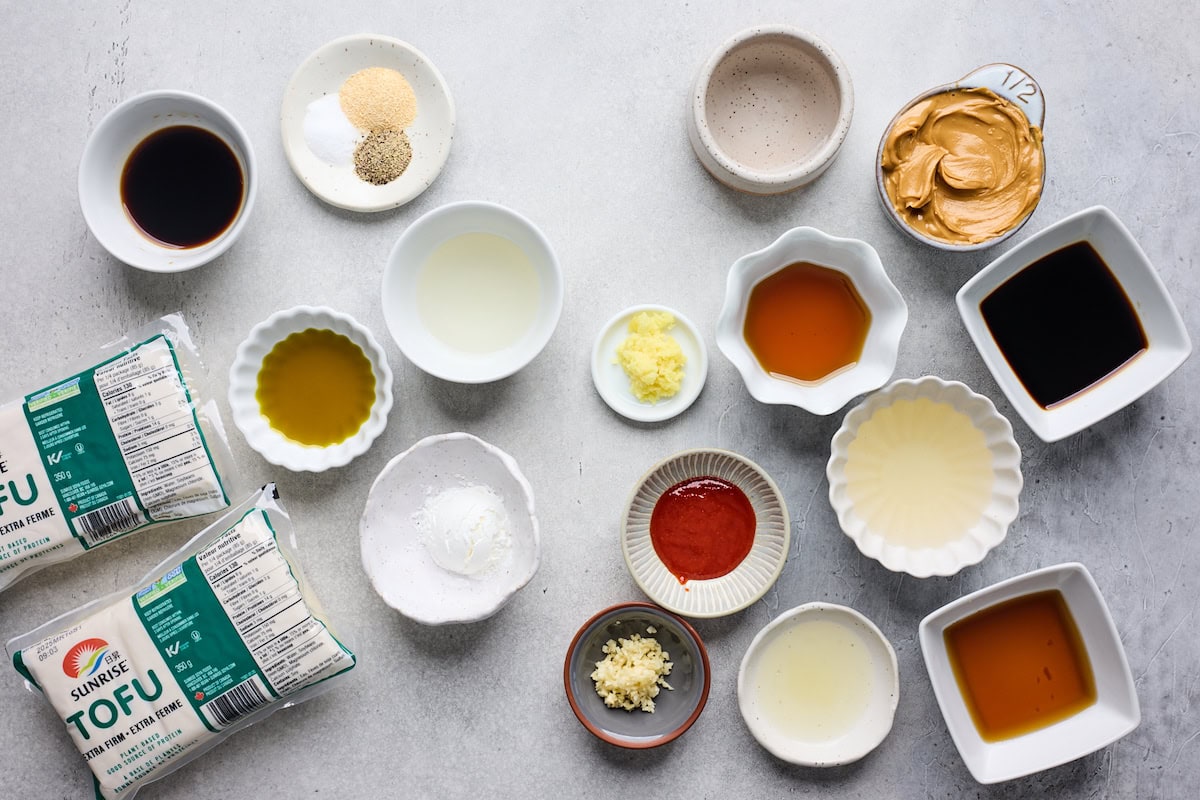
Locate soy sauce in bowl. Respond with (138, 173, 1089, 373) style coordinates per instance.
(121, 125, 244, 248)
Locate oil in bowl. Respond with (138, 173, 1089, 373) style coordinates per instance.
(738, 603, 899, 766)
(256, 328, 376, 446)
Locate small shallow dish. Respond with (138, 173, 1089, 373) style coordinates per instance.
(827, 376, 1023, 578)
(79, 90, 257, 272)
(739, 603, 899, 766)
(688, 25, 853, 194)
(281, 34, 455, 212)
(622, 449, 789, 618)
(876, 63, 1045, 251)
(717, 227, 908, 415)
(564, 602, 710, 748)
(919, 562, 1140, 783)
(359, 432, 540, 625)
(591, 304, 708, 423)
(957, 206, 1191, 442)
(382, 200, 564, 383)
(228, 305, 392, 472)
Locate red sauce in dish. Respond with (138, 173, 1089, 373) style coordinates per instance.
(649, 477, 756, 583)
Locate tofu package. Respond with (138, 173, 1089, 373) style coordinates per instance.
(0, 313, 241, 592)
(7, 484, 357, 799)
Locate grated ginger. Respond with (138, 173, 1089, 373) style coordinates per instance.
(615, 310, 686, 403)
(590, 633, 674, 712)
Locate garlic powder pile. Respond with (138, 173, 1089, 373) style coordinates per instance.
(591, 633, 674, 712)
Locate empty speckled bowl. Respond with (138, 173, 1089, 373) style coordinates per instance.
(688, 25, 854, 194)
(564, 602, 711, 748)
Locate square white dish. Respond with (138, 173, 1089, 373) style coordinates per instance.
(956, 206, 1191, 442)
(918, 562, 1139, 783)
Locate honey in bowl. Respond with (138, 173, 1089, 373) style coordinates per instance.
(256, 328, 375, 446)
(945, 589, 1096, 741)
(743, 262, 871, 383)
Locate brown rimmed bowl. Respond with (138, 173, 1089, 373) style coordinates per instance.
(563, 602, 711, 748)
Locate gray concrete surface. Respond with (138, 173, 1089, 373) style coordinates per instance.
(0, 1, 1197, 797)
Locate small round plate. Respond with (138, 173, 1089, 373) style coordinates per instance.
(739, 603, 899, 766)
(622, 449, 789, 618)
(281, 34, 455, 212)
(228, 305, 393, 472)
(591, 304, 708, 423)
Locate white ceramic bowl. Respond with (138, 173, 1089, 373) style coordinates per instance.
(919, 562, 1140, 783)
(79, 90, 257, 271)
(716, 227, 908, 415)
(280, 34, 455, 212)
(738, 603, 899, 766)
(382, 201, 564, 383)
(621, 449, 789, 618)
(591, 304, 708, 423)
(688, 25, 853, 194)
(228, 306, 393, 472)
(875, 63, 1045, 252)
(956, 206, 1192, 442)
(359, 432, 540, 625)
(827, 376, 1023, 578)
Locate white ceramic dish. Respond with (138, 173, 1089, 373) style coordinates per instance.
(827, 376, 1023, 578)
(359, 432, 540, 625)
(688, 25, 853, 194)
(919, 562, 1140, 783)
(591, 304, 708, 423)
(716, 227, 908, 415)
(956, 206, 1192, 442)
(739, 603, 899, 766)
(875, 63, 1045, 251)
(621, 449, 789, 618)
(228, 305, 393, 472)
(79, 90, 257, 272)
(281, 34, 455, 212)
(382, 200, 564, 383)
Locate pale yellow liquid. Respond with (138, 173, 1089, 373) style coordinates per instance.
(844, 398, 993, 548)
(754, 619, 873, 742)
(416, 232, 542, 353)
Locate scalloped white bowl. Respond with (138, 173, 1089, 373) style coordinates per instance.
(717, 227, 907, 415)
(359, 432, 540, 625)
(621, 449, 789, 618)
(228, 306, 393, 472)
(827, 376, 1022, 577)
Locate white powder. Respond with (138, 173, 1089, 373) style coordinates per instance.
(416, 485, 512, 576)
(303, 94, 360, 166)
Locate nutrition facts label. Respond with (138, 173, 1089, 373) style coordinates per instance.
(93, 338, 223, 521)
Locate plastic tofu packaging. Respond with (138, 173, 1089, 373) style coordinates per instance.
(7, 484, 357, 799)
(0, 313, 241, 592)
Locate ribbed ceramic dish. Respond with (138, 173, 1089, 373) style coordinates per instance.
(228, 306, 393, 472)
(827, 376, 1022, 577)
(622, 449, 789, 618)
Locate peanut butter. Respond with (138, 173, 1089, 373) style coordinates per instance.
(881, 87, 1044, 245)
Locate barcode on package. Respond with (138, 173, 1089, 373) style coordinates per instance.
(202, 677, 270, 728)
(75, 498, 145, 547)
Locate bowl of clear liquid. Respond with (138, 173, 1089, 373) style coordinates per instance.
(382, 201, 564, 383)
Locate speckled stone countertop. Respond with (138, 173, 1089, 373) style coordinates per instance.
(1, 2, 1197, 798)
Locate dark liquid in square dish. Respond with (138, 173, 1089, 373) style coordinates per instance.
(980, 242, 1147, 408)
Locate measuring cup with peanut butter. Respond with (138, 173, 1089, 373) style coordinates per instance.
(876, 64, 1046, 251)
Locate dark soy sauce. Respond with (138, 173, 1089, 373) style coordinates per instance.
(980, 241, 1147, 409)
(121, 125, 243, 248)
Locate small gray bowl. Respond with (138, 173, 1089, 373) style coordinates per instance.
(564, 602, 710, 748)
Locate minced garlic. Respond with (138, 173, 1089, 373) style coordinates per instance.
(615, 311, 686, 403)
(590, 633, 673, 712)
